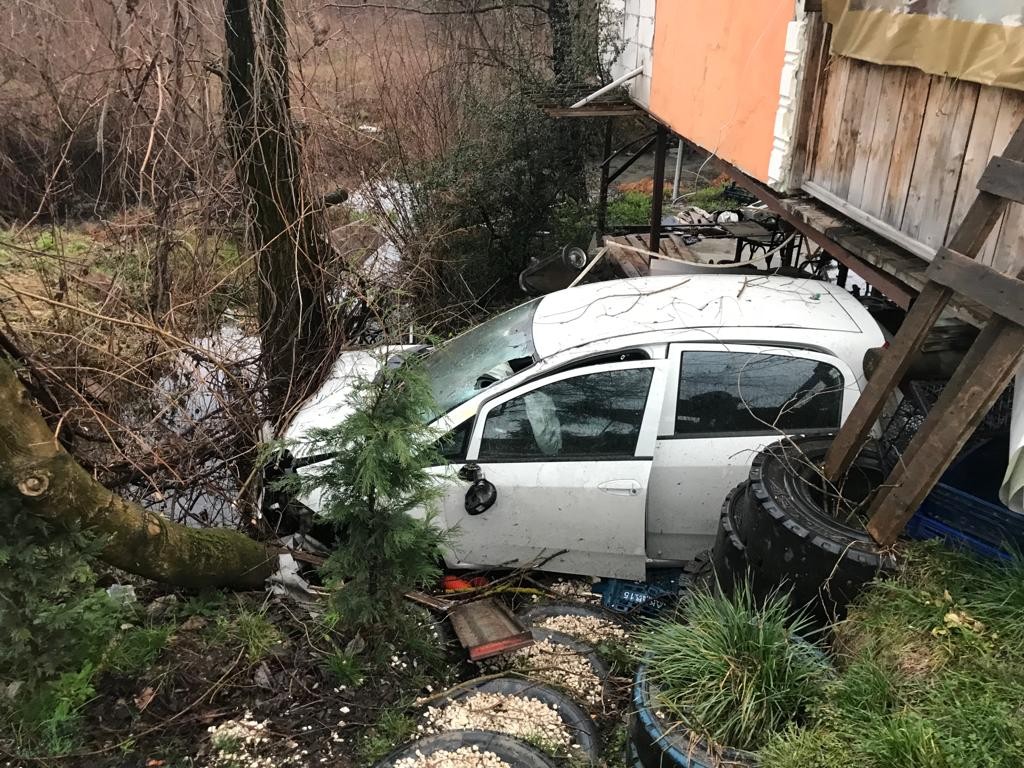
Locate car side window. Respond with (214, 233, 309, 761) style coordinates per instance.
(675, 351, 843, 436)
(436, 420, 472, 462)
(479, 368, 654, 461)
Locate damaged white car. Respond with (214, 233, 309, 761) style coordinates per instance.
(273, 275, 886, 580)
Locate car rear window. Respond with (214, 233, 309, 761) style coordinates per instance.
(675, 351, 843, 436)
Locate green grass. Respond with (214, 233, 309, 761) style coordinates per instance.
(688, 184, 733, 212)
(210, 606, 282, 662)
(606, 190, 652, 226)
(639, 585, 830, 752)
(761, 544, 1024, 768)
(359, 708, 416, 764)
(107, 625, 173, 675)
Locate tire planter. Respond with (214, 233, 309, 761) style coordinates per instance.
(629, 665, 756, 768)
(488, 628, 611, 709)
(375, 730, 558, 768)
(424, 676, 601, 764)
(518, 602, 628, 628)
(710, 483, 750, 595)
(742, 435, 897, 626)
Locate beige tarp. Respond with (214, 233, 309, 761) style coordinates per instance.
(823, 0, 1024, 92)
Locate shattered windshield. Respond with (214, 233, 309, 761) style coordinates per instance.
(422, 299, 540, 417)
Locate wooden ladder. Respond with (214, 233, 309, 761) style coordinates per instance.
(824, 119, 1024, 545)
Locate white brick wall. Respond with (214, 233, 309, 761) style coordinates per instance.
(768, 19, 808, 190)
(608, 0, 655, 109)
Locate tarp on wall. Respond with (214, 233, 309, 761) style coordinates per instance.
(823, 1, 1024, 92)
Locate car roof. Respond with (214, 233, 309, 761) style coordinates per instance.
(531, 275, 872, 360)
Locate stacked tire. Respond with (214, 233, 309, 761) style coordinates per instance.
(712, 435, 897, 627)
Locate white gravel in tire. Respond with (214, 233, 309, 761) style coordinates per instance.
(534, 615, 628, 644)
(482, 640, 603, 706)
(421, 692, 573, 749)
(394, 745, 512, 768)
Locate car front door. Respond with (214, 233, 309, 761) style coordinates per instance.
(440, 360, 667, 580)
(645, 344, 858, 562)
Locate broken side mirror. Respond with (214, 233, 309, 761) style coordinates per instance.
(465, 478, 497, 516)
(458, 462, 483, 482)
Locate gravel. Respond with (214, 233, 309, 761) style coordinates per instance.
(485, 639, 604, 706)
(534, 615, 628, 644)
(393, 745, 512, 768)
(422, 692, 573, 749)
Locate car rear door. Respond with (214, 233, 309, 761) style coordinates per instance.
(645, 343, 858, 562)
(440, 360, 668, 580)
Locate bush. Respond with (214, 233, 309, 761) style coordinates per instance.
(0, 488, 123, 754)
(606, 190, 652, 226)
(288, 352, 448, 638)
(639, 585, 830, 752)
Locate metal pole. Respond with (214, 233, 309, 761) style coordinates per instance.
(570, 66, 644, 109)
(671, 138, 684, 200)
(597, 118, 613, 244)
(649, 124, 668, 255)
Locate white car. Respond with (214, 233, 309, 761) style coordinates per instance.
(282, 275, 886, 580)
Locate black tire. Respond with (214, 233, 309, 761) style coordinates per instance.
(743, 435, 897, 626)
(426, 676, 601, 763)
(629, 665, 755, 768)
(710, 483, 750, 595)
(375, 730, 558, 768)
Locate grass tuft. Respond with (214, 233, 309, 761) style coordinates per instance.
(639, 585, 830, 752)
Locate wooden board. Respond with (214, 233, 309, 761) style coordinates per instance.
(900, 78, 979, 251)
(810, 56, 851, 183)
(947, 87, 1003, 245)
(856, 66, 907, 215)
(448, 598, 533, 661)
(989, 91, 1024, 273)
(831, 60, 872, 200)
(879, 68, 931, 226)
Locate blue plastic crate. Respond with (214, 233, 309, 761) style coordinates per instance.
(908, 484, 1024, 560)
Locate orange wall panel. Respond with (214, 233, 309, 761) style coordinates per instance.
(648, 0, 794, 181)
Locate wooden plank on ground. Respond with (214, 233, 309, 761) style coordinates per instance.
(867, 318, 1024, 544)
(880, 69, 931, 226)
(809, 56, 851, 188)
(901, 78, 979, 251)
(847, 61, 885, 208)
(858, 66, 908, 217)
(448, 598, 533, 661)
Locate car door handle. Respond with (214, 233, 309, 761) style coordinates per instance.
(598, 479, 641, 496)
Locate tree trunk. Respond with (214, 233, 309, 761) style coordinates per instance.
(223, 0, 338, 412)
(0, 360, 275, 590)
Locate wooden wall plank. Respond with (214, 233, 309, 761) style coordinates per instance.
(901, 78, 979, 252)
(831, 60, 872, 200)
(847, 63, 886, 209)
(809, 56, 851, 189)
(858, 66, 908, 218)
(947, 86, 1003, 246)
(880, 69, 931, 226)
(989, 91, 1024, 273)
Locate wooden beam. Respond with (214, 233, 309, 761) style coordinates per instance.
(927, 248, 1024, 327)
(717, 163, 917, 307)
(977, 155, 1024, 205)
(543, 105, 641, 118)
(823, 281, 953, 478)
(824, 122, 1024, 480)
(866, 317, 1024, 544)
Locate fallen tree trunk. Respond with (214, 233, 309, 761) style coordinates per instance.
(0, 361, 276, 590)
